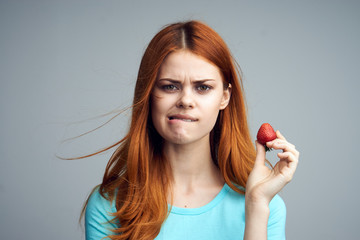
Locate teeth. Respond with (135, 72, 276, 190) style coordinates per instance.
(169, 117, 195, 122)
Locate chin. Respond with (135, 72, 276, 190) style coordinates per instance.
(164, 133, 209, 146)
(166, 135, 191, 145)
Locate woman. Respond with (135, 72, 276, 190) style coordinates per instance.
(84, 20, 299, 240)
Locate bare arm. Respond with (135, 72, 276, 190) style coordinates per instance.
(244, 131, 299, 240)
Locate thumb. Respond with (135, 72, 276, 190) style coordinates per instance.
(255, 140, 266, 166)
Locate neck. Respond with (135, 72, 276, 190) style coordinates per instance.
(163, 137, 223, 189)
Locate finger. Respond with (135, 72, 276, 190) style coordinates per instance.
(254, 140, 266, 166)
(277, 151, 299, 169)
(267, 139, 298, 156)
(280, 152, 298, 181)
(267, 131, 293, 148)
(275, 131, 299, 156)
(267, 139, 295, 150)
(276, 130, 286, 141)
(274, 164, 296, 183)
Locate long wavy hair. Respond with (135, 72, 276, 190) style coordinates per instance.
(83, 20, 256, 240)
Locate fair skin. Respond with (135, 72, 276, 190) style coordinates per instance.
(151, 50, 229, 207)
(151, 50, 299, 239)
(244, 134, 299, 239)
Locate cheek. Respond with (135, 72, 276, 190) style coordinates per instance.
(201, 93, 224, 112)
(198, 99, 220, 120)
(151, 96, 165, 116)
(151, 93, 178, 112)
(199, 95, 223, 124)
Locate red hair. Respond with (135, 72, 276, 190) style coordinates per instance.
(84, 20, 256, 240)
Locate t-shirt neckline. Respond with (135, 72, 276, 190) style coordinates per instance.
(168, 183, 230, 215)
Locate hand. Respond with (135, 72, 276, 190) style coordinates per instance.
(245, 130, 299, 205)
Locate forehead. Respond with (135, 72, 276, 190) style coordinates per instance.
(158, 50, 222, 80)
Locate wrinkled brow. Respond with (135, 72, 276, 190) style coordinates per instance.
(157, 78, 216, 83)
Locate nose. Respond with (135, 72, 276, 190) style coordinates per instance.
(176, 88, 194, 109)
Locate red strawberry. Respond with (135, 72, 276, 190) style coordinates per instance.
(257, 123, 277, 152)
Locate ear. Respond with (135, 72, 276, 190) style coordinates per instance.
(220, 83, 231, 110)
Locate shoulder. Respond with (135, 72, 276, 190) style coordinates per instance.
(225, 183, 286, 212)
(86, 186, 116, 214)
(226, 184, 286, 239)
(85, 186, 118, 239)
(224, 184, 286, 216)
(267, 195, 287, 239)
(269, 194, 286, 222)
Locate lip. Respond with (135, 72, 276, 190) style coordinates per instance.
(168, 114, 198, 122)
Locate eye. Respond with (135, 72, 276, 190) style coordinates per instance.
(161, 84, 178, 92)
(196, 85, 212, 92)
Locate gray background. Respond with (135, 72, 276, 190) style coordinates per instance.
(1, 0, 359, 239)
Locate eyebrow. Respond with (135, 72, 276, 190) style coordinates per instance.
(158, 78, 216, 83)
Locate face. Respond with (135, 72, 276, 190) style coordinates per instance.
(151, 50, 231, 146)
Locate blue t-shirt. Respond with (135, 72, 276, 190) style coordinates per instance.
(85, 184, 286, 240)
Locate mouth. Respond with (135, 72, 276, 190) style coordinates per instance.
(168, 114, 198, 122)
